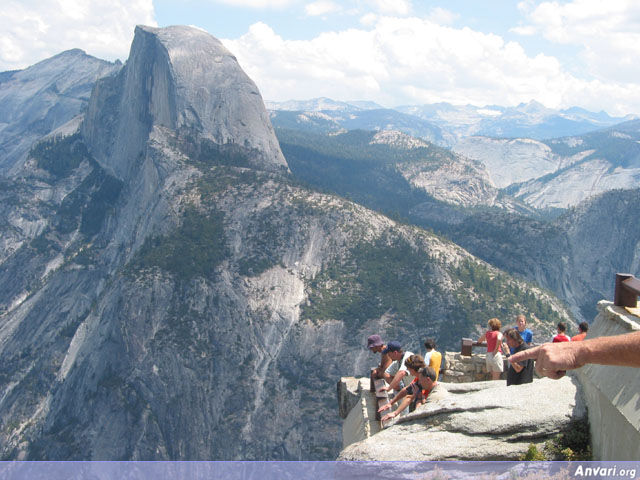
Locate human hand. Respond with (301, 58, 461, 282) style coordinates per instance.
(381, 411, 396, 422)
(378, 403, 391, 413)
(509, 342, 583, 379)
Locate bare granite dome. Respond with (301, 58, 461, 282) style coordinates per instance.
(82, 25, 287, 179)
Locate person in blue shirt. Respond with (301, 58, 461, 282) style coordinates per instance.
(504, 314, 533, 354)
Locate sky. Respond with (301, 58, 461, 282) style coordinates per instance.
(3, 0, 640, 116)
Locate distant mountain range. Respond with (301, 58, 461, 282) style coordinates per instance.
(397, 100, 635, 140)
(454, 120, 640, 208)
(267, 97, 635, 143)
(268, 97, 640, 210)
(268, 106, 452, 146)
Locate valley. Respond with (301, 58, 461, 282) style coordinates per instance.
(0, 25, 638, 462)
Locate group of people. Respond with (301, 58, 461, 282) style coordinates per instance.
(367, 335, 446, 421)
(477, 315, 591, 385)
(366, 314, 640, 422)
(367, 335, 447, 422)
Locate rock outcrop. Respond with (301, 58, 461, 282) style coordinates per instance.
(576, 301, 640, 460)
(338, 377, 585, 461)
(81, 25, 287, 180)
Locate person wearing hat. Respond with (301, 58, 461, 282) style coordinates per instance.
(379, 341, 415, 392)
(367, 334, 392, 379)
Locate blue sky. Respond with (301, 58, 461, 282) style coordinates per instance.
(3, 1, 640, 115)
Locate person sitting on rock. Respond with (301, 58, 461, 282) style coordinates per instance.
(423, 337, 442, 380)
(552, 322, 571, 343)
(504, 328, 534, 386)
(380, 366, 447, 422)
(478, 317, 504, 380)
(367, 334, 391, 380)
(571, 322, 589, 342)
(377, 354, 425, 419)
(379, 341, 415, 392)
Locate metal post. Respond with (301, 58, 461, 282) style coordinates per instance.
(615, 273, 640, 308)
(461, 338, 473, 356)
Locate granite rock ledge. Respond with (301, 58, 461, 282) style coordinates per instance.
(337, 376, 585, 460)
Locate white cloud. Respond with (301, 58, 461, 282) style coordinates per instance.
(509, 25, 537, 36)
(213, 0, 298, 7)
(364, 0, 412, 16)
(427, 7, 459, 25)
(223, 16, 640, 115)
(0, 0, 156, 70)
(359, 13, 379, 26)
(305, 1, 342, 16)
(518, 0, 640, 84)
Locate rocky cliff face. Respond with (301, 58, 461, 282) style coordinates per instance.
(0, 26, 573, 460)
(0, 49, 120, 175)
(81, 25, 286, 181)
(447, 188, 640, 322)
(453, 124, 640, 209)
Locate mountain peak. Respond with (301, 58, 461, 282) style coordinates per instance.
(82, 24, 287, 179)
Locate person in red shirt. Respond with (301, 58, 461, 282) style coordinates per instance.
(478, 317, 504, 380)
(571, 322, 589, 342)
(379, 365, 448, 421)
(552, 322, 571, 343)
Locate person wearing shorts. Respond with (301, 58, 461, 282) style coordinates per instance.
(478, 317, 504, 380)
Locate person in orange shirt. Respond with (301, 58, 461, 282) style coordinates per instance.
(571, 322, 589, 342)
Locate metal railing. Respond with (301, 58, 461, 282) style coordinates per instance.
(370, 369, 391, 428)
(614, 273, 640, 308)
(460, 338, 486, 356)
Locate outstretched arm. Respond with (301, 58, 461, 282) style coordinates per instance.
(509, 331, 640, 379)
(378, 386, 409, 413)
(381, 370, 407, 392)
(381, 393, 414, 422)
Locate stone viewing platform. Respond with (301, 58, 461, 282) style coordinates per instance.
(337, 300, 640, 461)
(440, 352, 498, 383)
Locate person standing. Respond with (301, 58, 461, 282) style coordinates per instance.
(478, 318, 504, 380)
(571, 322, 589, 342)
(503, 314, 533, 354)
(552, 322, 571, 343)
(504, 329, 534, 386)
(423, 338, 442, 381)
